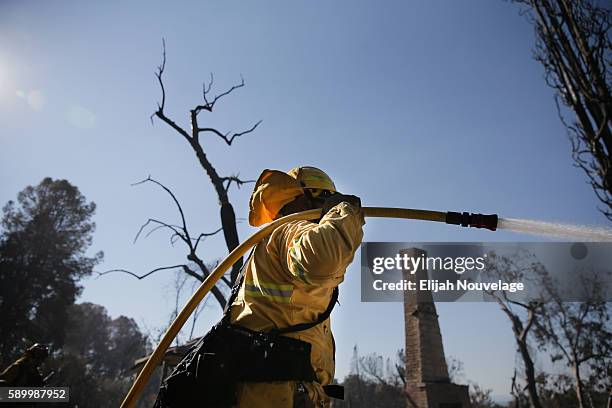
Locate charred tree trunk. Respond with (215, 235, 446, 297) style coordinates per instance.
(152, 41, 260, 288)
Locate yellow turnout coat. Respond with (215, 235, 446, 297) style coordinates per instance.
(230, 202, 365, 407)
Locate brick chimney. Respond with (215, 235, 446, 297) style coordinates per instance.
(402, 248, 472, 408)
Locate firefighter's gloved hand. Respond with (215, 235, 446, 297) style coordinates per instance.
(320, 194, 361, 215)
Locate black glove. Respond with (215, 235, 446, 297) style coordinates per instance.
(320, 194, 361, 215)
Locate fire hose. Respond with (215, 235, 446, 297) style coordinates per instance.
(120, 207, 497, 407)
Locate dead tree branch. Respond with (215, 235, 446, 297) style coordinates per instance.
(196, 74, 245, 114)
(96, 265, 188, 280)
(102, 175, 231, 312)
(198, 120, 262, 146)
(151, 40, 261, 283)
(220, 175, 256, 193)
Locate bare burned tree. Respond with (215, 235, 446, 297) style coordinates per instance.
(100, 41, 260, 313)
(514, 0, 612, 221)
(151, 39, 260, 285)
(100, 176, 230, 309)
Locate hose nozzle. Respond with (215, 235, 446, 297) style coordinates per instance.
(446, 211, 498, 231)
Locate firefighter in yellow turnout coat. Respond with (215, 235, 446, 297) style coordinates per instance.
(231, 167, 364, 407)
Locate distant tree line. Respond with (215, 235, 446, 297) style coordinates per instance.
(485, 249, 611, 408)
(0, 178, 157, 407)
(332, 347, 504, 408)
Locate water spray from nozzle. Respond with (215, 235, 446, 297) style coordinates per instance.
(445, 211, 498, 231)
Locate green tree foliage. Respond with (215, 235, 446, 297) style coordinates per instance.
(0, 179, 158, 407)
(514, 372, 610, 407)
(533, 274, 611, 408)
(45, 302, 154, 408)
(0, 178, 103, 363)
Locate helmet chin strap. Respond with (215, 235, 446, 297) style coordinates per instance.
(303, 188, 331, 212)
(302, 188, 317, 208)
(301, 188, 327, 223)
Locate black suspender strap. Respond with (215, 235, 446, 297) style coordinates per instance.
(271, 286, 338, 335)
(221, 248, 255, 321)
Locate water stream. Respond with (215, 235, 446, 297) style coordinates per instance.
(497, 218, 612, 241)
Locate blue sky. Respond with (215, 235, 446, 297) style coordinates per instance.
(0, 0, 606, 400)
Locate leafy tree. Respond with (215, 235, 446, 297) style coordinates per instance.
(0, 178, 103, 364)
(46, 302, 155, 408)
(533, 273, 611, 408)
(469, 383, 504, 408)
(486, 248, 612, 408)
(0, 179, 160, 407)
(537, 373, 580, 407)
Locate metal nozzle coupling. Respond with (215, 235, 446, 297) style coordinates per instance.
(445, 212, 498, 231)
